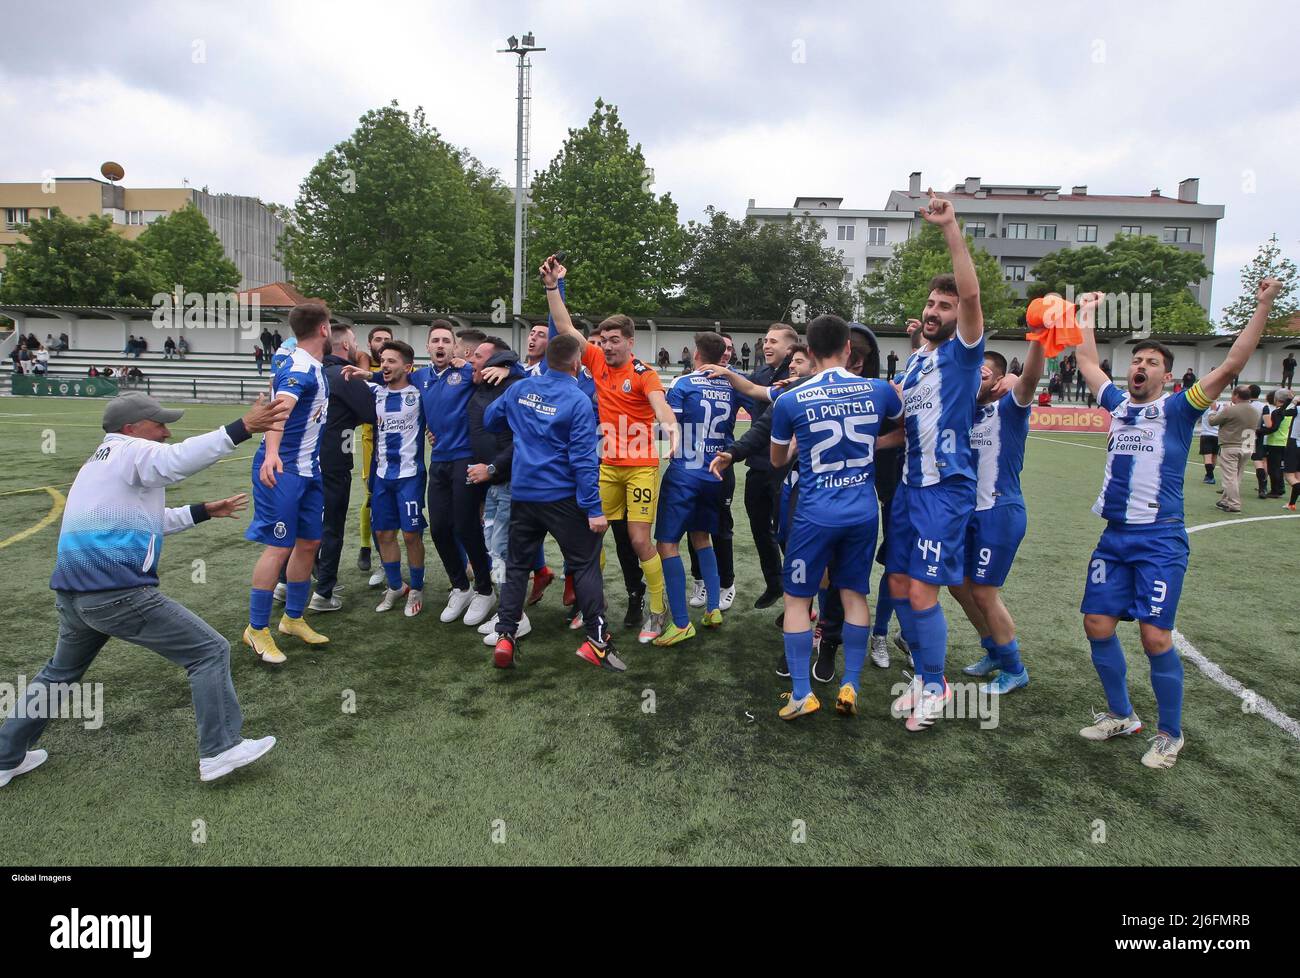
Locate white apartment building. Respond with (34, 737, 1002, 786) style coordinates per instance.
(747, 172, 1225, 311)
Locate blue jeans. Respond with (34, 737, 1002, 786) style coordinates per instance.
(0, 587, 243, 767)
(482, 483, 512, 564)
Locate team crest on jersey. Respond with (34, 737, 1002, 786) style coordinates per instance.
(979, 404, 996, 422)
(919, 357, 938, 376)
(622, 379, 632, 393)
(448, 372, 463, 385)
(273, 521, 287, 540)
(1143, 405, 1160, 419)
(404, 392, 418, 407)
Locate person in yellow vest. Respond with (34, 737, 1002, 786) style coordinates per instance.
(357, 326, 393, 576)
(1261, 389, 1294, 499)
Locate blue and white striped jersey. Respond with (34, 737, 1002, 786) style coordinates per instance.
(667, 370, 737, 482)
(1092, 381, 1211, 525)
(256, 347, 328, 478)
(368, 382, 425, 480)
(900, 333, 985, 486)
(971, 390, 1032, 511)
(769, 366, 902, 527)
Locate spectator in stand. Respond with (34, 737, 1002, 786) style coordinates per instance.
(138, 335, 148, 355)
(126, 366, 145, 389)
(1181, 367, 1197, 389)
(678, 346, 692, 374)
(16, 345, 33, 374)
(33, 344, 49, 376)
(177, 336, 189, 358)
(657, 347, 670, 369)
(102, 366, 115, 379)
(1172, 380, 1184, 395)
(164, 337, 177, 360)
(1008, 355, 1021, 376)
(87, 366, 100, 378)
(10, 340, 25, 372)
(123, 336, 136, 356)
(1048, 371, 1063, 400)
(57, 332, 69, 354)
(260, 327, 274, 357)
(741, 342, 752, 371)
(26, 332, 39, 350)
(1100, 357, 1111, 379)
(44, 333, 55, 351)
(1208, 386, 1260, 513)
(1283, 354, 1296, 388)
(271, 329, 283, 350)
(1037, 388, 1051, 407)
(254, 345, 265, 375)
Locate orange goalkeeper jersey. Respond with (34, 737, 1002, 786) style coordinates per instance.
(581, 343, 663, 466)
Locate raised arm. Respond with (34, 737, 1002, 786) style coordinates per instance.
(920, 190, 982, 345)
(1073, 291, 1112, 399)
(541, 256, 585, 352)
(1014, 337, 1046, 406)
(702, 364, 772, 403)
(132, 396, 287, 489)
(1199, 278, 1281, 402)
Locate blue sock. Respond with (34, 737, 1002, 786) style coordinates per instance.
(912, 603, 948, 693)
(410, 565, 425, 591)
(249, 588, 273, 630)
(842, 622, 870, 692)
(895, 599, 920, 656)
(1088, 635, 1132, 717)
(383, 560, 403, 590)
(784, 629, 814, 700)
(997, 638, 1023, 674)
(980, 635, 997, 659)
(1147, 647, 1183, 738)
(697, 546, 720, 611)
(661, 554, 689, 628)
(872, 592, 893, 636)
(285, 579, 310, 619)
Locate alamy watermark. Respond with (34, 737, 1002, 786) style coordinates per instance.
(151, 285, 262, 338)
(0, 676, 103, 730)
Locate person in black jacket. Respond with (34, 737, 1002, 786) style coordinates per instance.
(721, 323, 798, 608)
(312, 324, 377, 609)
(465, 338, 526, 584)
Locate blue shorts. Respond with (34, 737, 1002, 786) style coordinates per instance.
(655, 467, 725, 542)
(965, 501, 1027, 587)
(884, 478, 976, 586)
(1080, 522, 1189, 630)
(371, 473, 428, 533)
(246, 467, 324, 545)
(782, 511, 877, 598)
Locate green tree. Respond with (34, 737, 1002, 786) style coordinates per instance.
(855, 222, 1019, 329)
(526, 99, 686, 316)
(1151, 289, 1213, 334)
(0, 209, 163, 305)
(136, 203, 240, 295)
(1219, 236, 1298, 331)
(281, 102, 509, 311)
(675, 207, 852, 320)
(1029, 234, 1210, 331)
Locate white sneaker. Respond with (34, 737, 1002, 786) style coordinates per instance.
(478, 613, 499, 636)
(273, 582, 287, 603)
(309, 592, 342, 613)
(463, 591, 496, 626)
(568, 611, 584, 630)
(198, 736, 276, 783)
(719, 584, 736, 611)
(1080, 711, 1144, 741)
(484, 613, 531, 644)
(688, 580, 707, 608)
(0, 749, 48, 788)
(905, 679, 953, 732)
(1141, 732, 1185, 769)
(404, 588, 424, 617)
(376, 585, 409, 612)
(869, 634, 890, 668)
(441, 588, 474, 623)
(890, 673, 924, 718)
(368, 570, 385, 588)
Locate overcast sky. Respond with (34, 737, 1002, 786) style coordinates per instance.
(2, 0, 1296, 317)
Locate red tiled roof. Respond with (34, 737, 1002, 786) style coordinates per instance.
(238, 281, 308, 306)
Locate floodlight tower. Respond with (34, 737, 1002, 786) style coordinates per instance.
(497, 32, 545, 323)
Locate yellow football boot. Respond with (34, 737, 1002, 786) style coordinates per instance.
(835, 683, 858, 717)
(243, 626, 286, 664)
(778, 691, 820, 721)
(652, 621, 696, 647)
(700, 608, 723, 629)
(278, 615, 329, 645)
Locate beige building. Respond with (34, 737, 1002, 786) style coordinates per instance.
(0, 177, 287, 288)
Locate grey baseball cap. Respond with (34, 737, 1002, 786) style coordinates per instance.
(102, 392, 185, 432)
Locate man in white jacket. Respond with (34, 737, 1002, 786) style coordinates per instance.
(0, 391, 289, 787)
